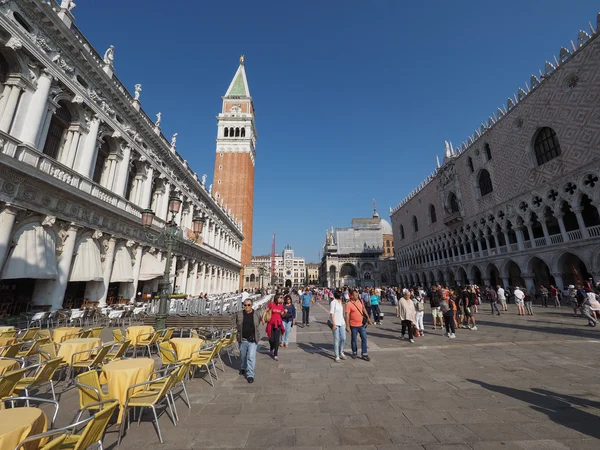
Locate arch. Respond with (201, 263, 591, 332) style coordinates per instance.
(503, 260, 524, 288)
(429, 204, 437, 224)
(235, 127, 240, 137)
(485, 263, 501, 287)
(241, 128, 246, 137)
(92, 141, 110, 184)
(469, 265, 483, 286)
(478, 169, 493, 196)
(249, 273, 255, 282)
(42, 101, 72, 159)
(429, 271, 435, 284)
(285, 279, 292, 288)
(484, 143, 492, 161)
(224, 127, 229, 137)
(467, 157, 474, 172)
(1, 222, 58, 280)
(69, 235, 103, 282)
(412, 215, 418, 232)
(436, 269, 445, 285)
(560, 201, 578, 232)
(526, 256, 555, 287)
(13, 11, 33, 33)
(555, 251, 591, 286)
(580, 194, 600, 227)
(543, 206, 560, 236)
(340, 264, 357, 278)
(448, 192, 459, 214)
(533, 127, 562, 166)
(399, 224, 405, 239)
(456, 266, 468, 286)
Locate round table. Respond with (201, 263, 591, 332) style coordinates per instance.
(126, 325, 154, 344)
(170, 338, 205, 360)
(0, 359, 19, 375)
(52, 327, 82, 344)
(58, 338, 102, 365)
(0, 407, 47, 450)
(101, 357, 155, 423)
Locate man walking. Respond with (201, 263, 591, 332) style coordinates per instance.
(487, 286, 500, 315)
(540, 285, 549, 307)
(301, 288, 313, 327)
(346, 289, 372, 361)
(235, 298, 261, 383)
(430, 285, 443, 330)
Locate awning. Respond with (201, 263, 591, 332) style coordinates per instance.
(2, 222, 58, 280)
(110, 246, 134, 283)
(69, 236, 103, 282)
(138, 252, 164, 281)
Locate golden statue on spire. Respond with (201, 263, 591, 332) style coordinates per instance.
(240, 55, 245, 65)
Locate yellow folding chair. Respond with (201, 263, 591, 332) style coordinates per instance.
(13, 357, 63, 401)
(190, 344, 220, 386)
(0, 367, 28, 400)
(17, 327, 40, 341)
(112, 328, 124, 343)
(70, 344, 113, 380)
(133, 331, 160, 357)
(0, 341, 23, 358)
(106, 339, 131, 361)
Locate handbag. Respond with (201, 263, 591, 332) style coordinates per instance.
(327, 319, 334, 329)
(351, 301, 369, 327)
(263, 307, 272, 323)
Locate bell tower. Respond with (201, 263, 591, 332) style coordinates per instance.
(214, 56, 256, 278)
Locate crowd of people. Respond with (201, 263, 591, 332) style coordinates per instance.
(235, 282, 600, 382)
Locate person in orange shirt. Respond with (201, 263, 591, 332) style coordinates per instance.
(345, 289, 373, 361)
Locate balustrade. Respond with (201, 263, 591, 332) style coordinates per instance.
(568, 229, 582, 241)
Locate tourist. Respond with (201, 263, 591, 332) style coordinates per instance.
(587, 290, 600, 320)
(540, 285, 549, 307)
(235, 298, 261, 383)
(262, 293, 285, 360)
(466, 286, 478, 330)
(361, 289, 372, 322)
(440, 292, 456, 338)
(429, 286, 442, 330)
(524, 290, 534, 315)
(497, 285, 508, 311)
(345, 289, 371, 361)
(550, 284, 561, 307)
(370, 288, 382, 325)
(514, 286, 525, 315)
(575, 285, 587, 316)
(397, 291, 417, 343)
(487, 286, 500, 315)
(330, 291, 346, 362)
(581, 289, 598, 327)
(282, 294, 296, 348)
(414, 291, 425, 336)
(300, 288, 313, 327)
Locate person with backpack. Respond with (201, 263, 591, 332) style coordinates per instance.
(440, 293, 456, 339)
(487, 286, 500, 315)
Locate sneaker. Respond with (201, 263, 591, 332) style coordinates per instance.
(401, 334, 406, 339)
(409, 339, 414, 343)
(449, 333, 456, 338)
(335, 356, 340, 363)
(420, 331, 424, 336)
(471, 326, 478, 331)
(239, 369, 246, 376)
(247, 377, 254, 383)
(340, 353, 347, 360)
(306, 324, 310, 327)
(269, 350, 273, 357)
(274, 356, 279, 361)
(443, 332, 449, 337)
(351, 354, 357, 359)
(362, 355, 371, 361)
(432, 327, 436, 330)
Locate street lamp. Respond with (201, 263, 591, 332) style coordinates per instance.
(141, 196, 204, 330)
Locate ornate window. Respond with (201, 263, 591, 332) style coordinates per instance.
(467, 157, 474, 172)
(449, 192, 459, 213)
(412, 216, 418, 232)
(534, 127, 561, 165)
(42, 102, 71, 159)
(400, 224, 405, 240)
(478, 169, 493, 196)
(250, 274, 255, 282)
(429, 204, 437, 223)
(92, 142, 110, 184)
(485, 143, 492, 161)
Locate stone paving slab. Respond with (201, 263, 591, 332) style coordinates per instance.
(29, 300, 600, 449)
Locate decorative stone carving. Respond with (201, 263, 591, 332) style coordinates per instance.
(60, 0, 76, 12)
(6, 37, 23, 50)
(201, 174, 207, 186)
(42, 215, 56, 227)
(155, 112, 161, 127)
(36, 35, 53, 52)
(92, 230, 103, 240)
(103, 45, 115, 66)
(134, 83, 142, 101)
(170, 133, 177, 148)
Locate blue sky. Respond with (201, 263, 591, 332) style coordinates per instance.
(73, 0, 598, 262)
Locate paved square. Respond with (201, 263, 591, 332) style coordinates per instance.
(47, 301, 600, 449)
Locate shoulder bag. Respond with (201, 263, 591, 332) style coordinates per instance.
(263, 304, 272, 323)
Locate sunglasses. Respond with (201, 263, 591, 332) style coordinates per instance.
(244, 303, 252, 306)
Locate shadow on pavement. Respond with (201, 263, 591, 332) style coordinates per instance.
(469, 379, 600, 440)
(473, 318, 600, 339)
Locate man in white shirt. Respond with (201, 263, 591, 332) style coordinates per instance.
(497, 285, 507, 311)
(513, 286, 525, 315)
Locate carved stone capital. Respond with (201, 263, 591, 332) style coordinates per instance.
(42, 215, 56, 227)
(92, 230, 103, 240)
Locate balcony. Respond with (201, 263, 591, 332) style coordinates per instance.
(443, 211, 463, 225)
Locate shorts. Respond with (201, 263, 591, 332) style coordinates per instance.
(431, 307, 442, 318)
(463, 307, 472, 317)
(516, 299, 524, 306)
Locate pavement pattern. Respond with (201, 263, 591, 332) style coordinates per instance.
(46, 300, 600, 449)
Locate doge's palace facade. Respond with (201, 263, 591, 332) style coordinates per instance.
(391, 14, 600, 294)
(0, 1, 243, 310)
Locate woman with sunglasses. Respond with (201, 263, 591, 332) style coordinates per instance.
(262, 293, 286, 360)
(282, 294, 296, 347)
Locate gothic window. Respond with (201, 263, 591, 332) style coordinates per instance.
(241, 128, 246, 137)
(235, 128, 240, 137)
(485, 143, 492, 161)
(0, 54, 8, 85)
(250, 274, 255, 282)
(467, 157, 474, 173)
(92, 142, 110, 184)
(412, 216, 418, 232)
(224, 127, 228, 137)
(478, 169, 493, 196)
(42, 102, 71, 159)
(125, 162, 136, 201)
(13, 12, 33, 33)
(534, 127, 562, 165)
(449, 192, 459, 213)
(400, 225, 405, 240)
(229, 127, 234, 136)
(429, 204, 437, 223)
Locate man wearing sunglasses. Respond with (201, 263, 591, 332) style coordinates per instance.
(235, 298, 261, 383)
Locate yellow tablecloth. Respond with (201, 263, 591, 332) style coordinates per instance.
(52, 327, 82, 344)
(0, 359, 19, 375)
(58, 338, 101, 365)
(126, 325, 154, 344)
(0, 326, 15, 332)
(0, 407, 47, 450)
(101, 357, 154, 423)
(170, 338, 205, 360)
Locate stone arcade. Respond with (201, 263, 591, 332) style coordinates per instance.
(391, 15, 600, 292)
(0, 1, 243, 310)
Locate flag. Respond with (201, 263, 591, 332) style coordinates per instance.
(572, 265, 582, 285)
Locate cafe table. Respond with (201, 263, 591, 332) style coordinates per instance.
(170, 337, 205, 360)
(126, 325, 154, 344)
(52, 327, 82, 344)
(0, 407, 47, 450)
(101, 357, 155, 423)
(58, 337, 102, 365)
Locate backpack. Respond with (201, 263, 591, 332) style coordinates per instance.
(449, 298, 457, 311)
(416, 300, 424, 312)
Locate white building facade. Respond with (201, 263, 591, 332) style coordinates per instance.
(244, 247, 306, 289)
(391, 16, 600, 293)
(0, 1, 243, 310)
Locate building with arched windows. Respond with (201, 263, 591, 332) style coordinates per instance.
(320, 208, 395, 287)
(0, 2, 244, 310)
(390, 15, 600, 293)
(242, 247, 306, 290)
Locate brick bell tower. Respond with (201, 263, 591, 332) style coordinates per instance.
(214, 56, 256, 285)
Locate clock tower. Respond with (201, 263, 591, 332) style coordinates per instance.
(214, 56, 257, 283)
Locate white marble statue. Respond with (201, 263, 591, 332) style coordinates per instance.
(208, 184, 212, 194)
(171, 133, 177, 147)
(103, 45, 114, 66)
(61, 0, 76, 12)
(201, 174, 207, 186)
(155, 112, 161, 127)
(134, 84, 142, 100)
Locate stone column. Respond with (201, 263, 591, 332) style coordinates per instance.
(556, 213, 570, 243)
(178, 259, 189, 294)
(158, 181, 171, 220)
(0, 205, 19, 268)
(140, 166, 154, 208)
(573, 208, 590, 239)
(20, 71, 53, 146)
(98, 237, 117, 307)
(76, 115, 101, 178)
(198, 263, 206, 294)
(493, 233, 501, 250)
(522, 273, 536, 294)
(32, 224, 79, 310)
(0, 84, 24, 133)
(515, 227, 525, 251)
(501, 277, 511, 290)
(468, 240, 475, 256)
(0, 84, 13, 124)
(130, 245, 143, 303)
(63, 128, 83, 169)
(114, 144, 132, 197)
(540, 221, 551, 244)
(188, 261, 198, 297)
(503, 230, 511, 250)
(525, 224, 536, 247)
(551, 272, 564, 291)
